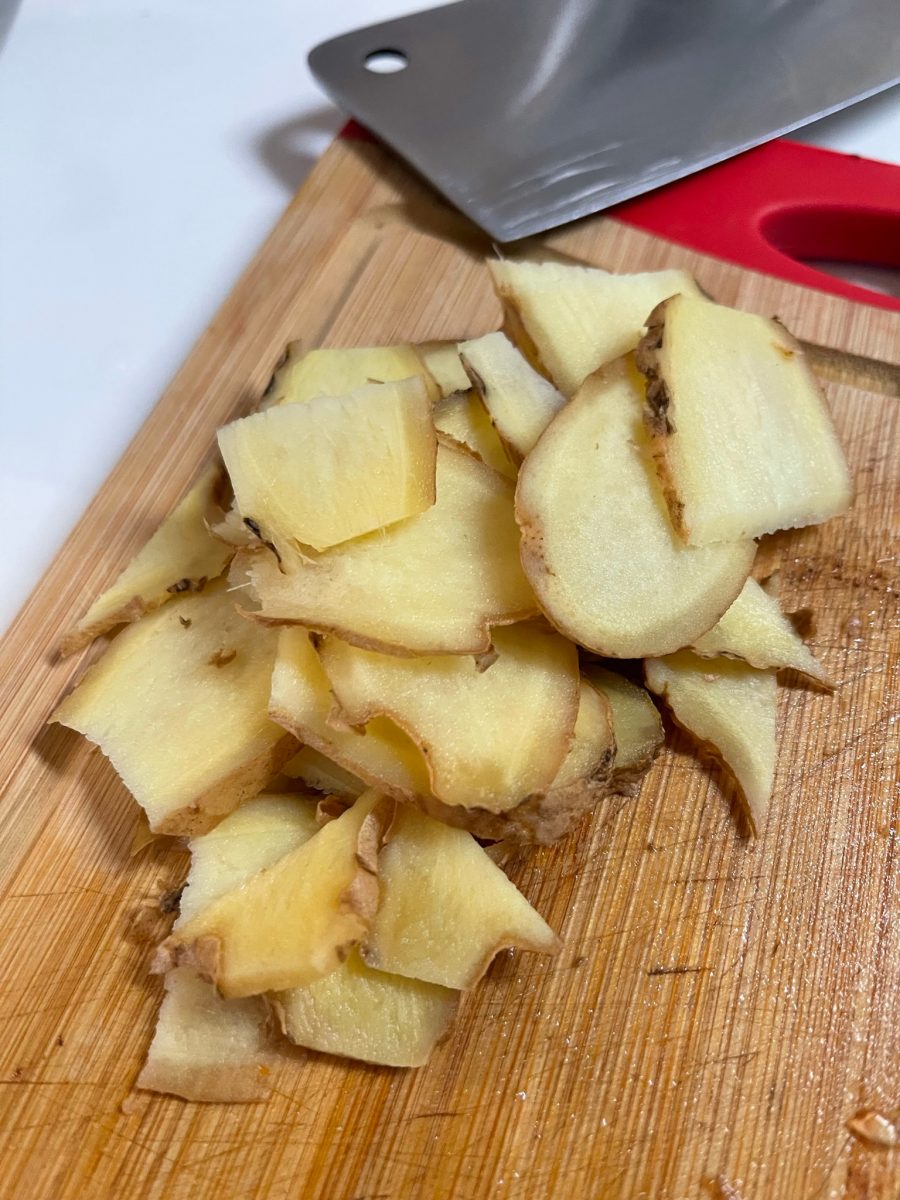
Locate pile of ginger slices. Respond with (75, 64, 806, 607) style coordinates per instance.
(52, 257, 850, 1101)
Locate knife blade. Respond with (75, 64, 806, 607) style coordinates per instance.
(310, 0, 900, 242)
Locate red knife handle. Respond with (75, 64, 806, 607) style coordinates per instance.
(612, 140, 900, 312)
(341, 124, 900, 311)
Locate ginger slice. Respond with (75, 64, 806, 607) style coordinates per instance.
(635, 294, 852, 545)
(645, 651, 777, 834)
(53, 581, 295, 836)
(362, 808, 560, 989)
(60, 463, 231, 655)
(515, 357, 755, 659)
(242, 440, 538, 656)
(154, 791, 393, 998)
(218, 376, 437, 555)
(460, 330, 566, 460)
(488, 259, 700, 394)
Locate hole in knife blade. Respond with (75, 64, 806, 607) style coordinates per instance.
(364, 49, 408, 74)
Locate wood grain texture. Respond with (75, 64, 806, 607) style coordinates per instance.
(0, 137, 897, 1200)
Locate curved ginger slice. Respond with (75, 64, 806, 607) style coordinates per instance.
(636, 295, 852, 545)
(362, 808, 560, 989)
(218, 377, 437, 556)
(60, 463, 231, 655)
(459, 331, 566, 460)
(242, 440, 537, 656)
(269, 627, 431, 804)
(138, 794, 319, 1102)
(52, 581, 296, 836)
(691, 576, 832, 686)
(318, 622, 579, 816)
(153, 790, 393, 998)
(645, 651, 777, 835)
(272, 950, 458, 1068)
(263, 342, 438, 407)
(515, 358, 755, 659)
(584, 666, 664, 792)
(488, 259, 700, 395)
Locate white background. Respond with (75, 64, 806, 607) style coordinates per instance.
(1, 0, 898, 634)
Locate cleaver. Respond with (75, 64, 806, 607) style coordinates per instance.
(309, 0, 900, 243)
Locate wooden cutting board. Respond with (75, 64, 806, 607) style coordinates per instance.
(0, 136, 897, 1200)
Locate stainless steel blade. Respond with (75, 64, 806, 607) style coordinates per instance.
(309, 0, 900, 242)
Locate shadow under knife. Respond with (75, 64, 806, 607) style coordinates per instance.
(254, 105, 347, 195)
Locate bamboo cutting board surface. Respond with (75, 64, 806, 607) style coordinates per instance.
(0, 136, 897, 1200)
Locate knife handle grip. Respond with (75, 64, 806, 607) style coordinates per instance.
(609, 139, 900, 312)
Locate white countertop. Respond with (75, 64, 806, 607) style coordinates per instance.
(1, 1, 898, 635)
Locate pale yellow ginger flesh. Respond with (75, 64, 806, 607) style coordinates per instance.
(52, 581, 295, 835)
(515, 358, 755, 658)
(481, 677, 616, 845)
(273, 949, 458, 1068)
(283, 746, 366, 799)
(459, 331, 566, 460)
(142, 792, 456, 1082)
(549, 679, 614, 791)
(179, 794, 321, 922)
(636, 294, 853, 545)
(138, 968, 274, 1102)
(362, 808, 560, 988)
(584, 666, 664, 787)
(139, 794, 320, 1100)
(417, 340, 471, 396)
(154, 790, 392, 998)
(432, 390, 516, 479)
(318, 622, 579, 814)
(218, 377, 437, 555)
(691, 576, 832, 685)
(264, 342, 438, 407)
(488, 259, 701, 395)
(240, 440, 538, 656)
(644, 651, 777, 834)
(54, 260, 856, 1094)
(269, 628, 431, 803)
(60, 462, 232, 655)
(208, 503, 255, 550)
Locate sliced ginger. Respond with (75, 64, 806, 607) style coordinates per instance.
(636, 294, 852, 545)
(691, 576, 832, 685)
(58, 251, 855, 1095)
(138, 794, 319, 1101)
(138, 968, 275, 1102)
(178, 793, 321, 922)
(218, 377, 437, 555)
(318, 622, 579, 817)
(645, 651, 777, 834)
(362, 807, 560, 988)
(142, 793, 456, 1087)
(241, 439, 538, 656)
(584, 666, 664, 790)
(459, 331, 566, 460)
(495, 678, 615, 844)
(432, 390, 516, 478)
(60, 462, 232, 655)
(488, 259, 700, 395)
(154, 790, 393, 997)
(417, 340, 471, 396)
(515, 357, 755, 658)
(270, 627, 432, 803)
(53, 580, 295, 835)
(263, 342, 438, 407)
(272, 950, 458, 1068)
(549, 679, 614, 792)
